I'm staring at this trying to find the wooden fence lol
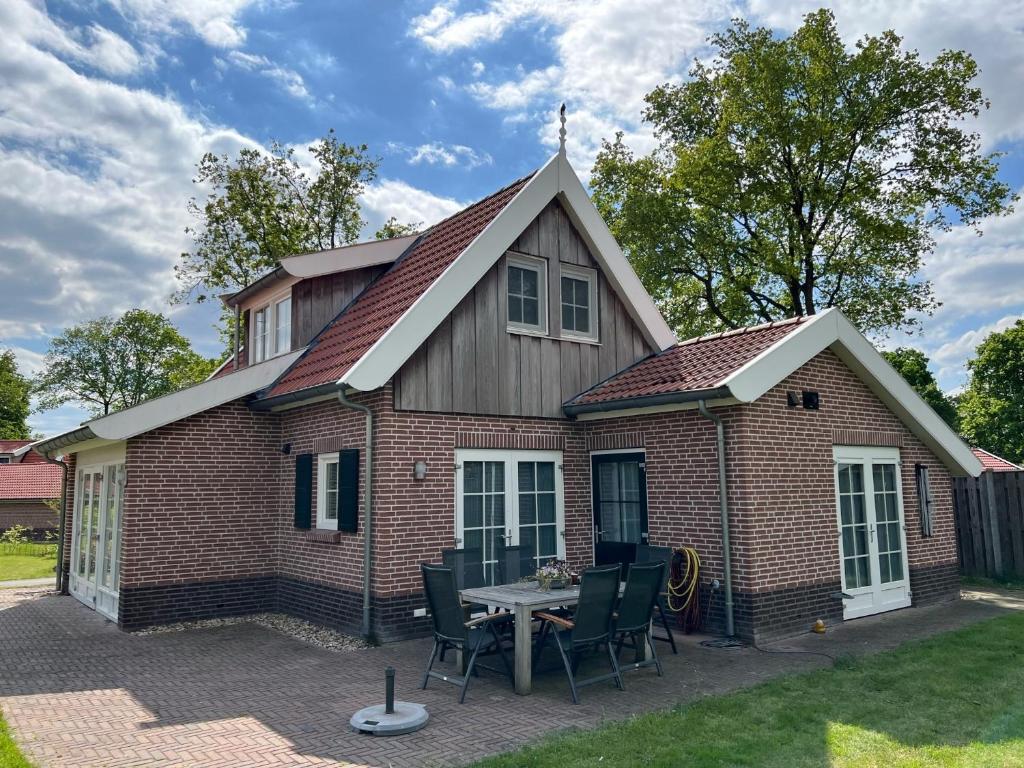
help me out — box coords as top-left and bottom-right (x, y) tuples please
(954, 471), (1024, 579)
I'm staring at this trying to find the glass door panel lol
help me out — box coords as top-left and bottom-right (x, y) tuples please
(873, 463), (904, 584)
(461, 460), (505, 585)
(837, 463), (871, 588)
(517, 460), (558, 570)
(592, 453), (648, 567)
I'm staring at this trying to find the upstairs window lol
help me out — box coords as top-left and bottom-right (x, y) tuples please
(253, 307), (270, 363)
(560, 265), (597, 341)
(251, 290), (292, 363)
(506, 254), (547, 334)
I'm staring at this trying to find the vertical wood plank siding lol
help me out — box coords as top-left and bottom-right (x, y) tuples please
(394, 200), (653, 416)
(289, 265), (388, 350)
(954, 471), (1024, 579)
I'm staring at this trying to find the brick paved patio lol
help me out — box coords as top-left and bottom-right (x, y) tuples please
(0, 587), (1016, 768)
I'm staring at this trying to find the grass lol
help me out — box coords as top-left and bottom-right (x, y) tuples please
(962, 574), (1024, 592)
(472, 612), (1024, 768)
(0, 711), (34, 768)
(0, 543), (57, 582)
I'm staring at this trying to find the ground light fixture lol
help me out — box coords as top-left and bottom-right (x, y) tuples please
(350, 667), (428, 736)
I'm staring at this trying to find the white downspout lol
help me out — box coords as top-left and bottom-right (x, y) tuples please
(337, 388), (373, 639)
(698, 399), (735, 637)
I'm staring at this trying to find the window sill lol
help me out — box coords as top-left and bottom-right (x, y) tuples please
(507, 325), (549, 339)
(560, 333), (601, 346)
(305, 530), (341, 543)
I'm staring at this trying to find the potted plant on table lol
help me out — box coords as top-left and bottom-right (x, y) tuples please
(535, 559), (575, 591)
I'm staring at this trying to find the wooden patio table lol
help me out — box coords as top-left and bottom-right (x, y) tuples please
(460, 580), (637, 695)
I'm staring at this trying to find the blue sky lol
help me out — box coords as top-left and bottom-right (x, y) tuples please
(1, 0), (1022, 437)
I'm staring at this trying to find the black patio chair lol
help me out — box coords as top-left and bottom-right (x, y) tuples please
(531, 563), (624, 704)
(494, 541), (534, 585)
(441, 546), (486, 591)
(635, 545), (679, 654)
(612, 560), (666, 677)
(420, 563), (513, 703)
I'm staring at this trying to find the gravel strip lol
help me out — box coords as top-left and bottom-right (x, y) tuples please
(133, 612), (369, 652)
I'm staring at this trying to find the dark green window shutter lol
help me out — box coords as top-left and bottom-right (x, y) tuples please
(338, 449), (360, 533)
(294, 453), (313, 530)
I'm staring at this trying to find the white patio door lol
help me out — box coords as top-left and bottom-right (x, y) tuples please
(70, 463), (123, 620)
(833, 446), (911, 620)
(455, 449), (565, 585)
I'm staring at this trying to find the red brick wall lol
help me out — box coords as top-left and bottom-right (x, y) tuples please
(120, 401), (281, 589)
(728, 349), (956, 596)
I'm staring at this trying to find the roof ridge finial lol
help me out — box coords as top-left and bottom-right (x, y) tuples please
(558, 103), (567, 156)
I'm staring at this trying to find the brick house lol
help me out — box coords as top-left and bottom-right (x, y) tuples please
(0, 441), (62, 538)
(34, 148), (981, 641)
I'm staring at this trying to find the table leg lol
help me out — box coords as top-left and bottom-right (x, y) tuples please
(514, 604), (532, 695)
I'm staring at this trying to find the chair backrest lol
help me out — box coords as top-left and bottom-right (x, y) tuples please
(570, 564), (621, 645)
(441, 547), (485, 591)
(421, 563), (468, 643)
(617, 560), (666, 633)
(495, 541), (534, 584)
(637, 545), (673, 586)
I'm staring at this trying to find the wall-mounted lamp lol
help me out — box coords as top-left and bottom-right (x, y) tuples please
(413, 461), (428, 481)
(281, 443), (292, 455)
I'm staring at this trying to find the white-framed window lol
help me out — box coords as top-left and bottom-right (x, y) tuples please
(559, 264), (598, 341)
(275, 296), (291, 354)
(455, 449), (564, 584)
(253, 307), (269, 363)
(316, 452), (340, 530)
(250, 290), (292, 363)
(506, 254), (547, 335)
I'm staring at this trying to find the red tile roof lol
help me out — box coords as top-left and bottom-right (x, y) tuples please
(568, 317), (808, 406)
(0, 440), (32, 454)
(0, 463), (63, 500)
(268, 172), (535, 398)
(972, 448), (1022, 472)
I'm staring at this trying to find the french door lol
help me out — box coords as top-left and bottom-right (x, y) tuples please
(70, 464), (123, 620)
(455, 450), (565, 585)
(833, 446), (911, 619)
(591, 451), (648, 568)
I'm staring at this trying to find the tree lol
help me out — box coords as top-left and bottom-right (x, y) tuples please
(881, 347), (958, 429)
(591, 10), (1016, 338)
(958, 319), (1024, 464)
(0, 350), (31, 439)
(374, 216), (421, 240)
(35, 310), (219, 417)
(175, 130), (379, 306)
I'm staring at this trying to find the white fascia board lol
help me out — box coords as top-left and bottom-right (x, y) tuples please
(723, 307), (981, 476)
(828, 313), (983, 477)
(723, 310), (839, 402)
(574, 395), (740, 421)
(282, 235), (417, 278)
(343, 156), (560, 391)
(343, 153), (678, 391)
(85, 350), (303, 441)
(554, 153), (677, 352)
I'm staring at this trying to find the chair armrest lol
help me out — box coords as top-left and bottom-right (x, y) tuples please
(464, 612), (513, 628)
(534, 611), (574, 630)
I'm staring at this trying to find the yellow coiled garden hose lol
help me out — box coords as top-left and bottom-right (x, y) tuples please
(666, 546), (702, 632)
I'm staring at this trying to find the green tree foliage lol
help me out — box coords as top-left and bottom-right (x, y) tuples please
(175, 130), (379, 305)
(374, 216), (421, 240)
(958, 319), (1024, 464)
(34, 310), (219, 416)
(591, 10), (1016, 338)
(881, 347), (958, 429)
(0, 350), (31, 440)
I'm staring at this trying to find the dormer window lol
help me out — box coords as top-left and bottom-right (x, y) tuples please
(507, 254), (547, 335)
(560, 265), (598, 342)
(251, 290), (292, 363)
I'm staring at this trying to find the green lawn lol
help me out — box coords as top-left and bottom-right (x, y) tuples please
(0, 544), (57, 581)
(0, 711), (34, 768)
(473, 612), (1024, 768)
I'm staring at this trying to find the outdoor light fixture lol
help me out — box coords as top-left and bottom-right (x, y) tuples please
(413, 461), (428, 480)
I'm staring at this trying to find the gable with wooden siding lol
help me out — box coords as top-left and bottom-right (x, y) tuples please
(290, 265), (388, 350)
(393, 200), (652, 418)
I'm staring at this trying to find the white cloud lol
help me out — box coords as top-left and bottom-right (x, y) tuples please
(409, 0), (729, 176)
(930, 315), (1022, 390)
(359, 179), (465, 234)
(226, 50), (310, 99)
(389, 141), (493, 169)
(106, 0), (266, 48)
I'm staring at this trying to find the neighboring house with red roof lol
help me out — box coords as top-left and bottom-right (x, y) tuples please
(34, 146), (982, 640)
(0, 441), (62, 536)
(971, 447), (1023, 472)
